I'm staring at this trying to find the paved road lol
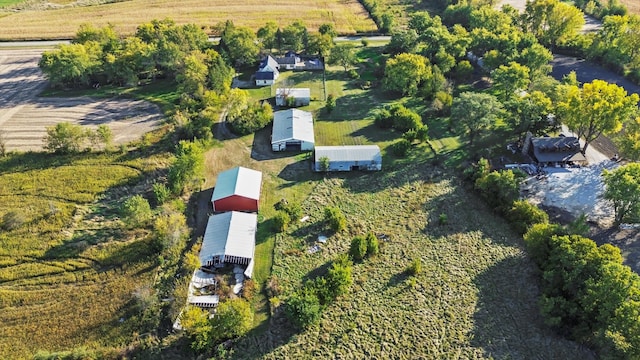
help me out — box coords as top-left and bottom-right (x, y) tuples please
(551, 55), (640, 97)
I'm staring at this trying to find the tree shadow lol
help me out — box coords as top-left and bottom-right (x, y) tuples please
(0, 151), (86, 175)
(277, 158), (317, 182)
(350, 122), (398, 143)
(250, 125), (299, 161)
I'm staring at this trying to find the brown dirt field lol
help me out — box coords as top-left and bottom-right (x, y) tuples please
(0, 48), (163, 152)
(0, 0), (377, 40)
(620, 0), (640, 15)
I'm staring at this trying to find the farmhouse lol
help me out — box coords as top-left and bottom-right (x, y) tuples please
(275, 51), (302, 70)
(211, 166), (262, 212)
(528, 136), (587, 166)
(314, 145), (382, 172)
(255, 55), (279, 86)
(272, 109), (315, 151)
(275, 88), (311, 107)
(200, 211), (257, 278)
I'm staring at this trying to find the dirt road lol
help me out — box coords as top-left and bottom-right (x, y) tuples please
(0, 48), (163, 152)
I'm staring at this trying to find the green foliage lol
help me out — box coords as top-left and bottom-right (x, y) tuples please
(285, 291), (322, 329)
(2, 210), (25, 231)
(406, 258), (422, 276)
(613, 116), (640, 161)
(227, 101), (273, 136)
(280, 21), (308, 52)
(603, 163), (640, 224)
(220, 22), (260, 67)
(491, 62), (531, 101)
(451, 92), (504, 145)
(522, 0), (585, 47)
(211, 299), (254, 341)
(153, 211), (189, 257)
(325, 256), (353, 298)
(273, 211), (291, 233)
(44, 122), (90, 154)
(319, 156), (330, 172)
(392, 139), (411, 157)
(121, 195), (153, 228)
(324, 206), (346, 232)
(383, 53), (432, 96)
(152, 182), (171, 205)
(506, 200), (549, 235)
(325, 94), (336, 114)
(167, 140), (205, 194)
(350, 235), (368, 261)
(39, 42), (102, 88)
(505, 90), (554, 139)
(438, 213), (448, 225)
(374, 104), (423, 132)
(365, 232), (379, 256)
(329, 43), (357, 71)
(33, 347), (108, 360)
(180, 305), (213, 353)
(475, 170), (522, 213)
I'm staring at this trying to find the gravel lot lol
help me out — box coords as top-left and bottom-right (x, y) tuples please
(0, 48), (164, 152)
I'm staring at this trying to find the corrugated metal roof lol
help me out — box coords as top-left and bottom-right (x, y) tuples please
(272, 109), (315, 144)
(315, 145), (382, 163)
(211, 166), (262, 202)
(275, 88), (310, 99)
(200, 211), (257, 264)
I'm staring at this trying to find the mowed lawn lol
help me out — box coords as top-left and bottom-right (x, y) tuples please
(0, 152), (167, 358)
(0, 0), (377, 40)
(232, 162), (595, 359)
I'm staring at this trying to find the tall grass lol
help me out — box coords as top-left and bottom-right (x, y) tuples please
(0, 151), (167, 358)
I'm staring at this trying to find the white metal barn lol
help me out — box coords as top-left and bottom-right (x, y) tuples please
(271, 109), (315, 152)
(275, 88), (311, 107)
(199, 211), (257, 278)
(314, 145), (382, 172)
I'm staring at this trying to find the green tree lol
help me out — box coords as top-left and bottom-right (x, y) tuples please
(285, 291), (321, 329)
(153, 212), (188, 253)
(324, 206), (346, 232)
(491, 62), (531, 101)
(365, 232), (379, 256)
(350, 235), (368, 261)
(211, 299), (253, 341)
(387, 29), (419, 55)
(273, 211), (290, 233)
(383, 53), (431, 97)
(319, 156), (330, 172)
(318, 23), (337, 38)
(557, 80), (639, 153)
(206, 49), (235, 94)
(307, 33), (334, 56)
(603, 163), (640, 225)
(505, 90), (554, 140)
(39, 42), (102, 88)
(451, 92), (504, 145)
(281, 21), (308, 52)
(168, 140), (205, 194)
(475, 170), (522, 213)
(257, 21), (279, 50)
(180, 306), (213, 353)
(227, 101), (273, 135)
(613, 116), (640, 161)
(506, 200), (549, 234)
(177, 51), (208, 95)
(375, 104), (423, 132)
(522, 0), (585, 48)
(121, 195), (153, 228)
(44, 122), (89, 154)
(326, 257), (353, 298)
(325, 94), (336, 114)
(328, 43), (357, 71)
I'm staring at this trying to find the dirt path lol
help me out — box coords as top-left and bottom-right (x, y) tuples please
(0, 48), (164, 152)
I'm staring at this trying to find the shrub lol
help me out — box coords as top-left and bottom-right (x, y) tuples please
(285, 291), (322, 329)
(325, 94), (336, 114)
(227, 101), (273, 135)
(319, 156), (330, 172)
(392, 139), (411, 157)
(324, 206), (346, 232)
(365, 232), (379, 256)
(326, 257), (353, 298)
(2, 211), (25, 231)
(407, 258), (422, 276)
(348, 69), (360, 79)
(350, 235), (368, 261)
(361, 38), (369, 47)
(152, 182), (171, 205)
(242, 279), (258, 301)
(121, 195), (153, 228)
(475, 170), (522, 213)
(506, 200), (549, 235)
(179, 306), (213, 353)
(211, 299), (254, 341)
(44, 122), (90, 154)
(273, 211), (290, 233)
(438, 213), (448, 225)
(266, 275), (282, 298)
(375, 104), (423, 132)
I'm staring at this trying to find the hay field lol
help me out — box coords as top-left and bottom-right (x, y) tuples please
(620, 0), (640, 14)
(0, 0), (377, 40)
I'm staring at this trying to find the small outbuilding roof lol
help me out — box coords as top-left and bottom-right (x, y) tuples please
(255, 71), (276, 80)
(272, 109), (315, 144)
(211, 166), (262, 203)
(200, 211), (257, 265)
(276, 88), (310, 99)
(315, 145), (382, 163)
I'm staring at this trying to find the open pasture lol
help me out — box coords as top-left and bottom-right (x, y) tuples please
(0, 0), (377, 40)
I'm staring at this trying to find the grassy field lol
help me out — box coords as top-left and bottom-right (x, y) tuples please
(0, 151), (171, 358)
(0, 0), (377, 40)
(620, 0), (640, 14)
(229, 159), (595, 359)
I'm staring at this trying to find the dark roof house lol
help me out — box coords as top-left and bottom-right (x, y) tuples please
(530, 136), (587, 165)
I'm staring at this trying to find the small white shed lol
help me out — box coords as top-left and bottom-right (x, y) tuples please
(275, 88), (311, 107)
(271, 109), (315, 152)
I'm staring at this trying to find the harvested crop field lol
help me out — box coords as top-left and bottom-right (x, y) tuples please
(0, 49), (163, 152)
(0, 0), (377, 40)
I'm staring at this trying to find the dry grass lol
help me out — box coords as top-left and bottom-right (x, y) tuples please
(0, 0), (377, 40)
(620, 0), (640, 15)
(0, 152), (167, 358)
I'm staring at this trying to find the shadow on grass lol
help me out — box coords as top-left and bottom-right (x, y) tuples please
(471, 255), (595, 359)
(350, 122), (398, 143)
(250, 125), (300, 162)
(277, 159), (317, 182)
(0, 151), (88, 175)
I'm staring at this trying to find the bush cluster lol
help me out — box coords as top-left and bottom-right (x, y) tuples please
(324, 206), (347, 232)
(350, 232), (379, 261)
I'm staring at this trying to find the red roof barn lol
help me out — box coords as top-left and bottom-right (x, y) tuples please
(211, 166), (262, 212)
